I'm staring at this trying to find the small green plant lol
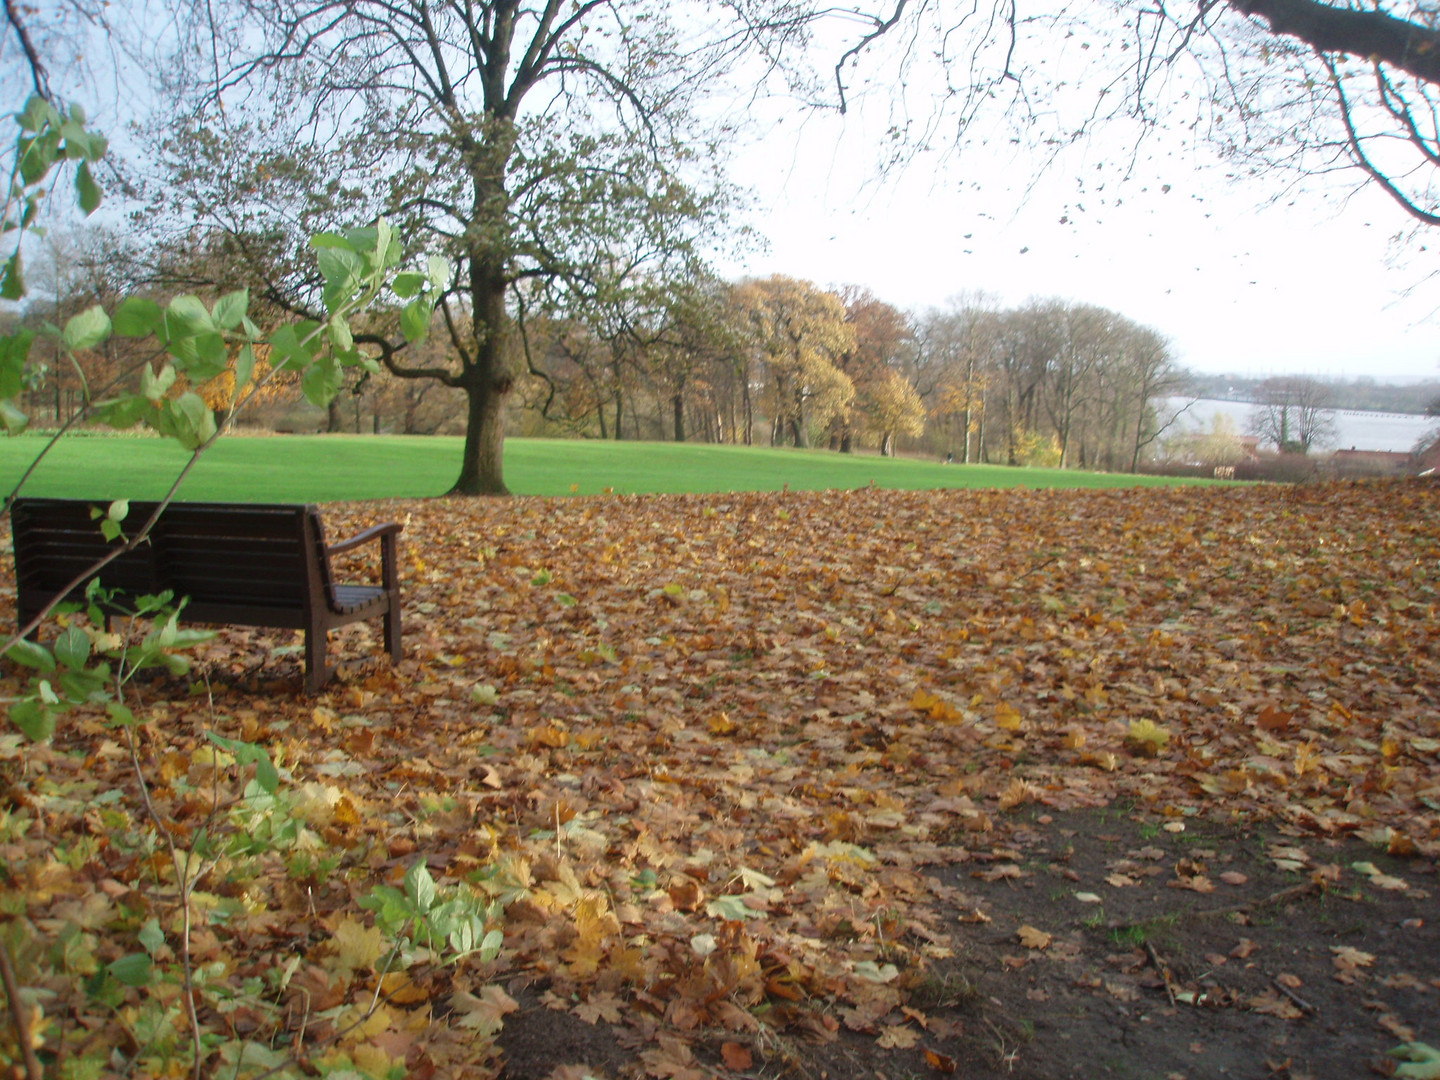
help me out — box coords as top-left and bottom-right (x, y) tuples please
(1109, 924), (1148, 948)
(1389, 1041), (1440, 1079)
(4, 574), (214, 740)
(361, 861), (504, 964)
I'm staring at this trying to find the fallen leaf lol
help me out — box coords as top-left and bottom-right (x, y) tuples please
(721, 1042), (753, 1070)
(1332, 946), (1376, 969)
(877, 1024), (920, 1049)
(924, 1046), (958, 1073)
(1017, 925), (1053, 950)
(1248, 991), (1304, 1020)
(1257, 705), (1294, 732)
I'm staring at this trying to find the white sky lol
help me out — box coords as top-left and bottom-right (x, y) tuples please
(722, 100), (1440, 383)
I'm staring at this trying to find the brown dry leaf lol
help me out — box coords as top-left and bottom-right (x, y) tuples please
(924, 1046), (958, 1073)
(574, 992), (624, 1025)
(720, 1042), (753, 1071)
(1219, 871), (1248, 886)
(877, 1025), (921, 1049)
(1174, 874), (1216, 894)
(451, 986), (519, 1036)
(667, 878), (704, 912)
(998, 778), (1038, 810)
(1231, 939), (1260, 959)
(641, 1035), (704, 1080)
(1248, 991), (1304, 1020)
(1371, 873), (1410, 891)
(1378, 1013), (1417, 1042)
(1331, 946), (1376, 968)
(1276, 973), (1304, 989)
(1017, 925), (1053, 950)
(1257, 705), (1294, 732)
(1106, 873), (1138, 888)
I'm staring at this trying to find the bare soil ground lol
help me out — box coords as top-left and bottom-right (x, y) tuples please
(495, 805), (1438, 1080)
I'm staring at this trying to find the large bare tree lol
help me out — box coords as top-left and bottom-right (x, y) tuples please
(150, 0), (762, 494)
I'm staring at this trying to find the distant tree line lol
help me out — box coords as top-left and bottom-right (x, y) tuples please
(1189, 373), (1440, 415)
(3, 234), (1195, 473)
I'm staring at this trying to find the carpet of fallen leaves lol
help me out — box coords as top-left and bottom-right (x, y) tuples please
(3, 478), (1439, 1080)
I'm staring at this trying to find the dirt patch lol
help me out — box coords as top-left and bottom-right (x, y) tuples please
(497, 806), (1439, 1080)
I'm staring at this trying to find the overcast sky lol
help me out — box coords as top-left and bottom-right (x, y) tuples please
(722, 101), (1440, 384)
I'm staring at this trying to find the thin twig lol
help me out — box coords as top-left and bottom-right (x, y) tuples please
(1108, 879), (1323, 932)
(0, 932), (42, 1080)
(1272, 977), (1318, 1015)
(122, 720), (206, 1078)
(1188, 879), (1322, 920)
(1143, 941), (1177, 1007)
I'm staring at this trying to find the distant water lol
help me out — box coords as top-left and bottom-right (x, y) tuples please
(1164, 398), (1438, 454)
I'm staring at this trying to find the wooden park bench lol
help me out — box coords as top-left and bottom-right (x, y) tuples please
(9, 498), (402, 693)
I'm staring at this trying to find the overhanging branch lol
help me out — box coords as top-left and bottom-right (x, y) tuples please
(1227, 0), (1440, 86)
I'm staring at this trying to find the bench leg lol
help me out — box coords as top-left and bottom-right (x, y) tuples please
(304, 629), (329, 694)
(384, 604), (402, 664)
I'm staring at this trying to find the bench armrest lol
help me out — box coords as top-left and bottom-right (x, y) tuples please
(327, 522), (402, 556)
(327, 522), (402, 589)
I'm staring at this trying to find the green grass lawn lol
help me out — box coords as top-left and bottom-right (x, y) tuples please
(0, 433), (1220, 503)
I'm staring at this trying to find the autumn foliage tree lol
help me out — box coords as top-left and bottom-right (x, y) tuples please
(734, 275), (856, 449)
(831, 288), (918, 454)
(863, 368), (927, 456)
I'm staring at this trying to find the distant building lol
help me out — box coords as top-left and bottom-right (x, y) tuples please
(1330, 448), (1417, 477)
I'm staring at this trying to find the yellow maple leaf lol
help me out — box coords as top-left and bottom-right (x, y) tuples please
(1125, 718), (1170, 757)
(994, 702), (1024, 731)
(330, 917), (386, 974)
(340, 1003), (392, 1044)
(708, 712), (738, 735)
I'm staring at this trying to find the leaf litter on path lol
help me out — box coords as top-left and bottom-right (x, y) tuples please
(1, 479), (1438, 1079)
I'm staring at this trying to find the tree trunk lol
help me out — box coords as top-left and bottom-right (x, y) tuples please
(450, 372), (510, 495)
(791, 386), (809, 448)
(742, 375), (753, 446)
(327, 398), (343, 433)
(672, 378), (686, 441)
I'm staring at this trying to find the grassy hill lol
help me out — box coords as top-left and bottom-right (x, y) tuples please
(0, 434), (1220, 502)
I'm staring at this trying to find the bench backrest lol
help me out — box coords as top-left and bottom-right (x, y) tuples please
(11, 498), (330, 619)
